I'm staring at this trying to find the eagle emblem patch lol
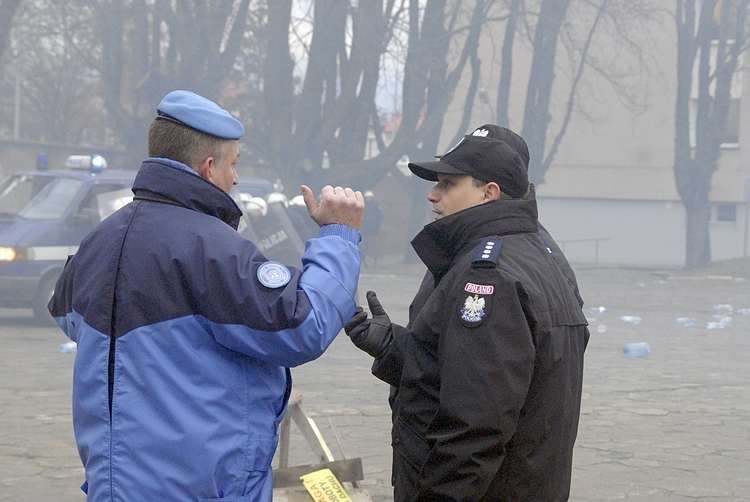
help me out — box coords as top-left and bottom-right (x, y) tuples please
(460, 294), (486, 326)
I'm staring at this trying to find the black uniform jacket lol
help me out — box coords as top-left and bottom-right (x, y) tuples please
(373, 197), (589, 501)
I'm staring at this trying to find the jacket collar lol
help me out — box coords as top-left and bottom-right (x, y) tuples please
(132, 158), (243, 229)
(411, 195), (538, 276)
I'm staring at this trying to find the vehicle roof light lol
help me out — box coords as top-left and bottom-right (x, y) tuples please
(65, 154), (108, 173)
(91, 155), (107, 171)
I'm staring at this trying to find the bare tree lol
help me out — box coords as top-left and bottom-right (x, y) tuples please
(675, 0), (749, 267)
(260, 0), (294, 176)
(95, 0), (253, 163)
(0, 0), (22, 66)
(521, 0), (570, 182)
(489, 0), (658, 183)
(256, 0), (492, 191)
(541, 0), (610, 174)
(259, 0), (401, 185)
(0, 1), (105, 143)
(496, 0), (522, 127)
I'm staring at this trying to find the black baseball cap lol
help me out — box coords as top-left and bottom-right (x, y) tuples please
(408, 135), (529, 198)
(469, 124), (530, 170)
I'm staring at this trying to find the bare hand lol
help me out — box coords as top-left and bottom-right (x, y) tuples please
(300, 185), (365, 229)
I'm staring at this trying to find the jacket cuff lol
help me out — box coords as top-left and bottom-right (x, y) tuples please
(318, 224), (361, 244)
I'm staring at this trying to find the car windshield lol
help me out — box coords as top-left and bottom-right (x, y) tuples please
(0, 174), (52, 217)
(19, 178), (83, 220)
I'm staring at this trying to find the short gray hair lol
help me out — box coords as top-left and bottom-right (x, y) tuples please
(148, 118), (227, 169)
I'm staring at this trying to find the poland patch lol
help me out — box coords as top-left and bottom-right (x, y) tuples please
(464, 282), (494, 295)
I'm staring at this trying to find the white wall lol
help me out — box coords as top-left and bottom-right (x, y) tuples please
(538, 197), (749, 267)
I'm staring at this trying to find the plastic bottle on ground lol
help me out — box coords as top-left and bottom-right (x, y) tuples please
(623, 342), (650, 358)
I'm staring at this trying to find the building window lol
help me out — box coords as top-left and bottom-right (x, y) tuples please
(689, 97), (741, 147)
(715, 203), (737, 222)
(723, 98), (740, 145)
(709, 0), (739, 42)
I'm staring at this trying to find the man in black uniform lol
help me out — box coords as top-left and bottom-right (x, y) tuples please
(345, 133), (589, 501)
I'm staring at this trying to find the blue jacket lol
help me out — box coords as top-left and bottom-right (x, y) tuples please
(48, 158), (361, 501)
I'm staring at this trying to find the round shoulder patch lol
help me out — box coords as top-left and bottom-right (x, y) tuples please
(257, 261), (292, 289)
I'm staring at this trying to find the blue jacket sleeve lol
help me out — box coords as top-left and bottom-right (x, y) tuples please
(210, 224), (361, 366)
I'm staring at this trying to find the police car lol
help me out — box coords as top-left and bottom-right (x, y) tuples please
(0, 155), (137, 322)
(0, 156), (293, 322)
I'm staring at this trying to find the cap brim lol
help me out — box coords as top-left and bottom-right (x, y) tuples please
(408, 160), (466, 181)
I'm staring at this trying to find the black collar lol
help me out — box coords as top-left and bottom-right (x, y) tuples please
(411, 197), (538, 276)
(131, 159), (242, 229)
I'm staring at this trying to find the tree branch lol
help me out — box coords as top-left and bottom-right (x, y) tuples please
(543, 0), (609, 172)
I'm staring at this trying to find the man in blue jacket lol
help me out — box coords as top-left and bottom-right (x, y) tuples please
(48, 90), (364, 501)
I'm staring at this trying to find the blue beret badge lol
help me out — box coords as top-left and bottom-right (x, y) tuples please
(257, 261), (291, 289)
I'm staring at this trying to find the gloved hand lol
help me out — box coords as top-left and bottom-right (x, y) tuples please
(344, 291), (393, 358)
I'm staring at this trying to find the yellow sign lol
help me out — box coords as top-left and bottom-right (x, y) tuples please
(300, 468), (352, 502)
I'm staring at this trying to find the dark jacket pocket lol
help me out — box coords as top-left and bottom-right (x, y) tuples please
(392, 417), (430, 470)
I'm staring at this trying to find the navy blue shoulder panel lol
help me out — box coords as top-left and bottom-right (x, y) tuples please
(51, 202), (140, 336)
(56, 199), (313, 338)
(110, 200), (313, 337)
(471, 236), (503, 268)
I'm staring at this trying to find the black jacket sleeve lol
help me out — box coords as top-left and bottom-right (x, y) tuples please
(416, 272), (536, 500)
(371, 324), (410, 386)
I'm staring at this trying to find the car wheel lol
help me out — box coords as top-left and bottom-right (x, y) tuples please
(32, 276), (57, 325)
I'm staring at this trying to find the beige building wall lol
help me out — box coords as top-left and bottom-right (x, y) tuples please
(439, 4), (749, 264)
(441, 4), (748, 203)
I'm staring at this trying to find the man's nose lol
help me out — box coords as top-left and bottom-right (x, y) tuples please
(427, 189), (438, 203)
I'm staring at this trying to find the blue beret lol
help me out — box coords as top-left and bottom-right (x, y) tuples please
(156, 90), (245, 140)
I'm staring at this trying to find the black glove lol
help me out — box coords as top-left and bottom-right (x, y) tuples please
(344, 291), (393, 358)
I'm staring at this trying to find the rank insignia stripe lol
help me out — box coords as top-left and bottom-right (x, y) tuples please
(471, 237), (503, 267)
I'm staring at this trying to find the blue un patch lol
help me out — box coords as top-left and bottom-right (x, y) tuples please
(257, 261), (291, 289)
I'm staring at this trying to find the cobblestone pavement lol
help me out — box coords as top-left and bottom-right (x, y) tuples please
(1, 266), (748, 501)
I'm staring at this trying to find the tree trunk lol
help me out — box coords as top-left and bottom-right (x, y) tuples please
(496, 0), (521, 127)
(684, 197), (711, 267)
(673, 0), (749, 268)
(262, 0), (294, 177)
(292, 0), (348, 181)
(399, 0), (447, 263)
(0, 0), (22, 66)
(542, 0), (609, 173)
(327, 0), (387, 165)
(521, 0), (569, 183)
(448, 41), (481, 146)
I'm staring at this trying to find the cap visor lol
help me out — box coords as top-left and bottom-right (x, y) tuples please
(408, 160), (466, 181)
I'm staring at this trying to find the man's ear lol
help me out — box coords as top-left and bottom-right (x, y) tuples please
(484, 182), (502, 201)
(196, 156), (214, 182)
